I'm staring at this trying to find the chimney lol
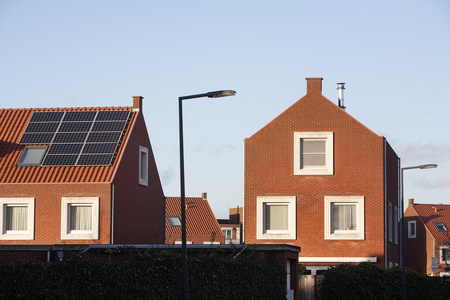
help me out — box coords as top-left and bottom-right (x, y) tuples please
(202, 192), (207, 201)
(337, 83), (346, 110)
(409, 199), (415, 207)
(132, 96), (143, 112)
(306, 77), (323, 95)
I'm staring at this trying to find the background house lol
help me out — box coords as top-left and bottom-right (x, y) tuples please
(0, 96), (165, 245)
(166, 193), (225, 245)
(244, 77), (400, 273)
(405, 199), (450, 275)
(218, 206), (243, 244)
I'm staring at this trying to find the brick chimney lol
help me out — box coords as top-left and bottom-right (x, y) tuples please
(409, 199), (414, 207)
(202, 192), (207, 201)
(306, 77), (323, 95)
(132, 96), (143, 112)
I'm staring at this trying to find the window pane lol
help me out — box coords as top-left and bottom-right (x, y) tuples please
(6, 206), (28, 231)
(301, 140), (326, 167)
(302, 140), (325, 153)
(410, 222), (416, 236)
(302, 154), (326, 166)
(19, 147), (47, 165)
(332, 204), (356, 231)
(265, 204), (288, 231)
(70, 205), (92, 231)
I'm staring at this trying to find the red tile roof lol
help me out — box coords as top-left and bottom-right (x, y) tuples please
(166, 196), (224, 238)
(0, 106), (136, 183)
(412, 203), (450, 240)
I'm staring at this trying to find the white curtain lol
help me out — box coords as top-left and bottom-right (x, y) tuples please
(265, 205), (288, 231)
(301, 139), (326, 167)
(6, 206), (28, 231)
(70, 205), (92, 231)
(333, 204), (356, 231)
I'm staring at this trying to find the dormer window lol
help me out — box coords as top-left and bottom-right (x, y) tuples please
(17, 146), (47, 166)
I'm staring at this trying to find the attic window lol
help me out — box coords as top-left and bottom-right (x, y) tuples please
(17, 147), (47, 166)
(434, 222), (448, 232)
(169, 217), (181, 226)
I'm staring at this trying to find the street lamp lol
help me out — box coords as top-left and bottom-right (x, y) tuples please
(400, 163), (437, 300)
(179, 90), (236, 300)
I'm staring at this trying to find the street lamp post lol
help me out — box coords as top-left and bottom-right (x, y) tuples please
(179, 90), (236, 300)
(400, 164), (437, 300)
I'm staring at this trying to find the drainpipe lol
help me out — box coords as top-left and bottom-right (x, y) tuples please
(111, 183), (115, 244)
(384, 138), (388, 268)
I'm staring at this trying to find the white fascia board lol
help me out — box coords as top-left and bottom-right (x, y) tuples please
(298, 257), (377, 263)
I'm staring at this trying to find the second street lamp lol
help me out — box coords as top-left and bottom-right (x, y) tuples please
(178, 90), (236, 300)
(400, 163), (437, 300)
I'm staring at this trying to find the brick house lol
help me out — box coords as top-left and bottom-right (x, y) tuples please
(0, 96), (165, 245)
(218, 207), (243, 244)
(165, 193), (225, 245)
(405, 199), (450, 275)
(244, 77), (400, 273)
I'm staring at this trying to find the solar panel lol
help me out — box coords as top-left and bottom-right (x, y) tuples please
(47, 143), (84, 155)
(86, 132), (122, 143)
(42, 154), (78, 166)
(63, 111), (97, 122)
(23, 122), (60, 133)
(53, 132), (88, 143)
(59, 122), (92, 132)
(82, 143), (117, 154)
(77, 154), (114, 166)
(96, 111), (130, 121)
(19, 110), (131, 166)
(19, 133), (54, 144)
(91, 121), (127, 132)
(29, 111), (64, 122)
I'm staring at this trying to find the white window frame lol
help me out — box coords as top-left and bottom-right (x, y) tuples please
(408, 220), (416, 238)
(324, 196), (365, 240)
(294, 132), (333, 175)
(61, 197), (99, 240)
(0, 198), (35, 240)
(440, 246), (450, 264)
(138, 145), (149, 186)
(222, 228), (232, 240)
(257, 196), (296, 240)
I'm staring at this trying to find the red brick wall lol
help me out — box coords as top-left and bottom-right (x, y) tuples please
(385, 142), (400, 265)
(112, 111), (165, 244)
(244, 78), (396, 268)
(0, 182), (111, 245)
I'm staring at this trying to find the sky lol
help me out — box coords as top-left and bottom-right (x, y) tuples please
(1, 1), (449, 218)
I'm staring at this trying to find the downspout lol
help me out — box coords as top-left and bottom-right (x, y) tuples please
(397, 156), (401, 266)
(47, 247), (51, 262)
(384, 138), (388, 268)
(111, 183), (115, 245)
(242, 139), (246, 244)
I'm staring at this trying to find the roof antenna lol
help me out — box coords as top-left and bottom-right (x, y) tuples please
(337, 83), (346, 110)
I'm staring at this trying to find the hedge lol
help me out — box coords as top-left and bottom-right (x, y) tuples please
(0, 250), (286, 299)
(319, 262), (445, 300)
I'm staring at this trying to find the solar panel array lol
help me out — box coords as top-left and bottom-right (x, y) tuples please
(19, 110), (131, 166)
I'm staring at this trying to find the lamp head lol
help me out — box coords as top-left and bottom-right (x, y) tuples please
(420, 164), (438, 169)
(207, 90), (236, 98)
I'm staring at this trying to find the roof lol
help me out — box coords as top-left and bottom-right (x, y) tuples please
(165, 196), (224, 238)
(411, 203), (450, 240)
(0, 105), (137, 184)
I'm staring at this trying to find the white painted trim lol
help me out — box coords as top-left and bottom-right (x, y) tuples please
(408, 220), (417, 238)
(138, 145), (149, 186)
(324, 196), (365, 240)
(61, 197), (99, 240)
(257, 196), (296, 240)
(298, 257), (377, 263)
(294, 131), (333, 175)
(0, 198), (35, 240)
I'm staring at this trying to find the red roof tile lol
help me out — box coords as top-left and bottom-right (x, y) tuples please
(0, 106), (136, 183)
(412, 203), (450, 240)
(166, 196), (223, 238)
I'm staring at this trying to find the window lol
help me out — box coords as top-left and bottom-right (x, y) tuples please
(61, 197), (99, 240)
(294, 132), (333, 175)
(17, 146), (47, 166)
(394, 206), (398, 244)
(257, 196), (296, 240)
(324, 196), (365, 240)
(408, 220), (416, 238)
(441, 246), (450, 264)
(388, 202), (393, 243)
(434, 222), (448, 232)
(139, 145), (148, 186)
(0, 198), (35, 240)
(168, 217), (181, 226)
(222, 229), (232, 239)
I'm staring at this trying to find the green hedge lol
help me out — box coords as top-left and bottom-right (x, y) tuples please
(0, 250), (286, 299)
(319, 262), (445, 300)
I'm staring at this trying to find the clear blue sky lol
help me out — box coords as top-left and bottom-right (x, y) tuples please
(1, 1), (449, 218)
